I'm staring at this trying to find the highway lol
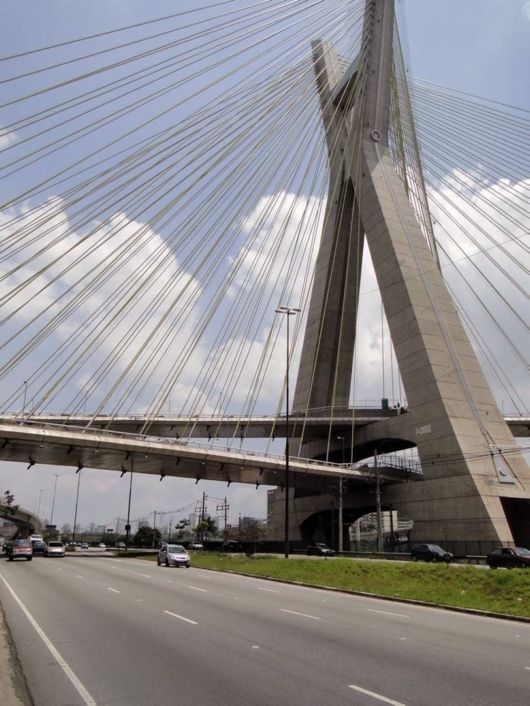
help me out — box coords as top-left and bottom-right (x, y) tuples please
(0, 556), (528, 706)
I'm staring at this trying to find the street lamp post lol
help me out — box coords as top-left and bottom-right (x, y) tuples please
(36, 488), (44, 518)
(336, 436), (346, 553)
(49, 474), (60, 527)
(275, 305), (300, 559)
(125, 460), (134, 550)
(72, 468), (82, 544)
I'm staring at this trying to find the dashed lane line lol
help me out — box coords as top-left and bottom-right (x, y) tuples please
(163, 610), (198, 625)
(348, 684), (406, 705)
(107, 587), (120, 594)
(367, 608), (410, 618)
(258, 587), (279, 593)
(188, 586), (208, 592)
(0, 574), (98, 706)
(280, 609), (320, 621)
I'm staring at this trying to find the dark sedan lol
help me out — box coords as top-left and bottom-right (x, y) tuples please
(410, 543), (453, 563)
(486, 547), (530, 569)
(31, 540), (47, 556)
(306, 543), (335, 557)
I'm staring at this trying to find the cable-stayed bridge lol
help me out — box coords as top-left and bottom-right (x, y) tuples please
(0, 1), (528, 551)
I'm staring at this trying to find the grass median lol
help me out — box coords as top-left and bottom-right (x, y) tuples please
(173, 553), (530, 618)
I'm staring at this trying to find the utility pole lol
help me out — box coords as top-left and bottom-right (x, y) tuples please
(216, 498), (229, 533)
(152, 509), (157, 548)
(374, 450), (383, 552)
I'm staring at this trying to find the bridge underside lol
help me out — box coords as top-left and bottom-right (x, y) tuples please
(0, 421), (416, 496)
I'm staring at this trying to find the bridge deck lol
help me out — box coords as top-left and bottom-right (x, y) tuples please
(0, 420), (420, 492)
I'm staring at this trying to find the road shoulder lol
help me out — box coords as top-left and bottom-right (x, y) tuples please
(0, 602), (32, 706)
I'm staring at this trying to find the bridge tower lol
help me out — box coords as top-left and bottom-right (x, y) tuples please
(291, 0), (530, 552)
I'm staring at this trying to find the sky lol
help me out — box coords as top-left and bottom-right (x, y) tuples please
(0, 0), (528, 533)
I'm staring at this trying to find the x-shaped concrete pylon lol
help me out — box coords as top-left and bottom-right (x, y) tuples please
(294, 0), (529, 549)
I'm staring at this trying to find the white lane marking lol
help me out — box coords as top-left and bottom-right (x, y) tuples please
(163, 610), (197, 625)
(107, 587), (120, 594)
(252, 645), (260, 649)
(367, 608), (409, 618)
(0, 575), (98, 706)
(348, 684), (406, 705)
(258, 587), (279, 593)
(139, 573), (151, 578)
(525, 667), (530, 671)
(280, 609), (320, 621)
(188, 586), (207, 592)
(76, 575), (84, 579)
(400, 637), (407, 641)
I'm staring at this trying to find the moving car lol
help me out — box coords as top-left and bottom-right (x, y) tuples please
(306, 543), (335, 557)
(157, 544), (191, 568)
(486, 546), (530, 569)
(410, 544), (453, 563)
(7, 539), (33, 561)
(46, 541), (66, 557)
(31, 540), (48, 556)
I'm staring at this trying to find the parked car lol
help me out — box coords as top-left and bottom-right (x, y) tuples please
(222, 540), (241, 552)
(31, 540), (47, 556)
(410, 544), (453, 563)
(46, 541), (66, 557)
(7, 539), (33, 561)
(98, 543), (107, 549)
(80, 542), (89, 549)
(486, 546), (530, 569)
(306, 543), (335, 557)
(188, 543), (204, 551)
(157, 544), (191, 568)
(116, 542), (126, 549)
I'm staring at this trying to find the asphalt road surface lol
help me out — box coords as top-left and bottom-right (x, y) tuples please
(0, 555), (528, 706)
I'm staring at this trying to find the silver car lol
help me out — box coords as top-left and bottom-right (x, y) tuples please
(157, 544), (191, 568)
(46, 541), (66, 557)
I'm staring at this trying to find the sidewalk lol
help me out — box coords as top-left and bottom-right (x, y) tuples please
(0, 603), (32, 706)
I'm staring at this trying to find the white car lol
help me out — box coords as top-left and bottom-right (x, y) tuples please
(46, 541), (66, 557)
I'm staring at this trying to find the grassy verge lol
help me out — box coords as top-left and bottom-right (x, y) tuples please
(167, 553), (530, 618)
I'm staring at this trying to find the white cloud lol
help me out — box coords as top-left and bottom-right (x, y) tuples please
(522, 1), (530, 22)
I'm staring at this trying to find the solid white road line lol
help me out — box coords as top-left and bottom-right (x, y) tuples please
(348, 683), (406, 705)
(188, 586), (207, 592)
(163, 610), (198, 625)
(0, 574), (98, 706)
(367, 608), (410, 618)
(107, 587), (120, 594)
(280, 609), (320, 620)
(258, 587), (279, 593)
